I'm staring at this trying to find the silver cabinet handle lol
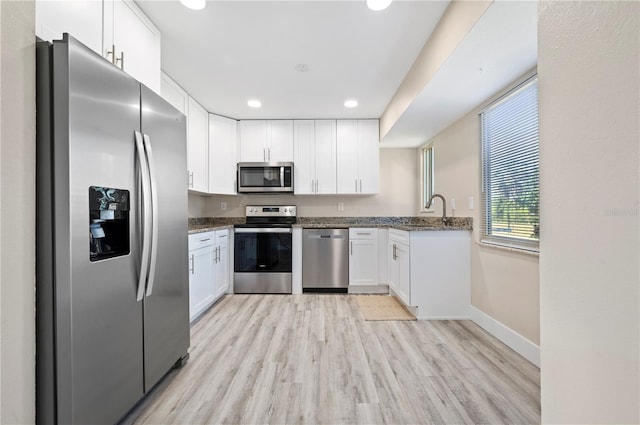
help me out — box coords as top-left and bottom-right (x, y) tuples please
(393, 244), (397, 260)
(360, 179), (362, 192)
(268, 148), (271, 161)
(355, 179), (358, 192)
(263, 148), (266, 161)
(188, 171), (193, 188)
(311, 179), (314, 193)
(142, 133), (159, 297)
(199, 237), (211, 242)
(107, 45), (124, 70)
(350, 241), (353, 255)
(189, 254), (195, 274)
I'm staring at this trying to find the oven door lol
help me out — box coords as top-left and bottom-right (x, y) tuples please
(234, 228), (292, 293)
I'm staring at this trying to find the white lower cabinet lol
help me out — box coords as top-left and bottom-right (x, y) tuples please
(188, 229), (230, 322)
(349, 228), (379, 286)
(388, 229), (470, 320)
(213, 230), (230, 299)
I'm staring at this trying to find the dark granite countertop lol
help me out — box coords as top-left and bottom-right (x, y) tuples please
(293, 216), (472, 231)
(188, 216), (472, 233)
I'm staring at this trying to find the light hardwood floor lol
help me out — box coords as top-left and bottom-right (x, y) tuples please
(126, 295), (540, 425)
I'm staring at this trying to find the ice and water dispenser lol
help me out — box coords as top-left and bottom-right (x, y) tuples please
(89, 186), (130, 261)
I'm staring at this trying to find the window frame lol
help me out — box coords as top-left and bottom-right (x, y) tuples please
(420, 144), (435, 213)
(480, 75), (539, 253)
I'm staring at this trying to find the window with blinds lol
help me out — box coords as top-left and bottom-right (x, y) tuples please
(481, 76), (539, 252)
(421, 145), (434, 211)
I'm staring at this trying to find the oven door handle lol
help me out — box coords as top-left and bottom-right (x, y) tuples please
(234, 227), (293, 234)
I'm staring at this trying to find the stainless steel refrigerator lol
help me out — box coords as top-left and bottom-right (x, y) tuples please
(36, 34), (190, 424)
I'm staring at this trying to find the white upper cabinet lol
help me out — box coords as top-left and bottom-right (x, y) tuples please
(294, 120), (315, 194)
(36, 0), (161, 93)
(187, 97), (209, 193)
(104, 0), (161, 93)
(161, 72), (188, 115)
(294, 120), (336, 195)
(239, 120), (268, 162)
(336, 120), (380, 194)
(36, 1), (103, 54)
(209, 114), (238, 195)
(268, 120), (294, 162)
(239, 120), (293, 162)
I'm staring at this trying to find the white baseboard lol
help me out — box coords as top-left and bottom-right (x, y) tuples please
(470, 306), (540, 367)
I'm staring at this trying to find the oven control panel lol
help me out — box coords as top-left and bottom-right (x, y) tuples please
(245, 205), (297, 218)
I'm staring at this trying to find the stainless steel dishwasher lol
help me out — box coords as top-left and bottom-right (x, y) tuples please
(302, 228), (349, 292)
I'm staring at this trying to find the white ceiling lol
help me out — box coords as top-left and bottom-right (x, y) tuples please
(136, 0), (449, 120)
(136, 0), (538, 147)
(380, 0), (538, 147)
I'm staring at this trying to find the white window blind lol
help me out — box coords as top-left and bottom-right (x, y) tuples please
(481, 76), (539, 251)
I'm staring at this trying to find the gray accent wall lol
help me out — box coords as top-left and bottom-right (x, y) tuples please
(0, 0), (36, 423)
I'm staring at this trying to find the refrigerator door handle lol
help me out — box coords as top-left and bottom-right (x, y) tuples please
(142, 133), (159, 297)
(135, 131), (151, 302)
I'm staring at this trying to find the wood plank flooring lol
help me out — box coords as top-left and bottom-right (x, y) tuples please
(126, 295), (540, 425)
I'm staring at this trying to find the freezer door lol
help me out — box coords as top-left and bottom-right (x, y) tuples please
(140, 85), (190, 391)
(51, 35), (144, 424)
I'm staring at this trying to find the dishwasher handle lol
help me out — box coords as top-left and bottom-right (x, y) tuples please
(307, 234), (345, 239)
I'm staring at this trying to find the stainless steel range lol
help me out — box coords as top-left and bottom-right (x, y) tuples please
(234, 205), (296, 294)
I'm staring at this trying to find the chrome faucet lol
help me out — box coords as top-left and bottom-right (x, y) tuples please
(426, 193), (449, 225)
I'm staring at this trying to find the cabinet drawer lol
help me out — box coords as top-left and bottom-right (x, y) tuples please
(189, 232), (215, 250)
(215, 229), (229, 243)
(349, 228), (378, 240)
(388, 229), (410, 245)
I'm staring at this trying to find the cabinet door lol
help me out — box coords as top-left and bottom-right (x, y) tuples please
(239, 120), (268, 162)
(161, 72), (188, 115)
(358, 120), (380, 194)
(209, 114), (238, 195)
(214, 230), (230, 299)
(349, 239), (378, 286)
(36, 0), (103, 55)
(388, 240), (410, 305)
(314, 120), (337, 194)
(395, 243), (411, 306)
(187, 97), (209, 192)
(336, 120), (359, 194)
(104, 0), (161, 93)
(294, 120), (315, 194)
(268, 120), (294, 162)
(189, 245), (215, 322)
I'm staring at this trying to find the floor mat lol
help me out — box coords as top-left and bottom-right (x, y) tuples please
(355, 295), (416, 321)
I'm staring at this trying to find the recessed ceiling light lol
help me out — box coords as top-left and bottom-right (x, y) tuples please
(294, 64), (309, 73)
(366, 0), (392, 11)
(248, 99), (262, 108)
(179, 0), (206, 10)
(344, 99), (358, 108)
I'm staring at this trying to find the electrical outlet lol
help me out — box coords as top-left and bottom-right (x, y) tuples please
(451, 198), (456, 211)
(221, 201), (227, 211)
(337, 202), (344, 211)
(468, 196), (475, 210)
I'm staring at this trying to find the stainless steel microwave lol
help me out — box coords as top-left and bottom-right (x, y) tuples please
(237, 162), (294, 193)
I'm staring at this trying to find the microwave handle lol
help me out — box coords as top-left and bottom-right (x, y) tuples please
(280, 166), (285, 187)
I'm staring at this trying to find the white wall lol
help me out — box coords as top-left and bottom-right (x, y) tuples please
(191, 148), (420, 218)
(0, 1), (36, 423)
(539, 1), (639, 423)
(425, 70), (541, 347)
